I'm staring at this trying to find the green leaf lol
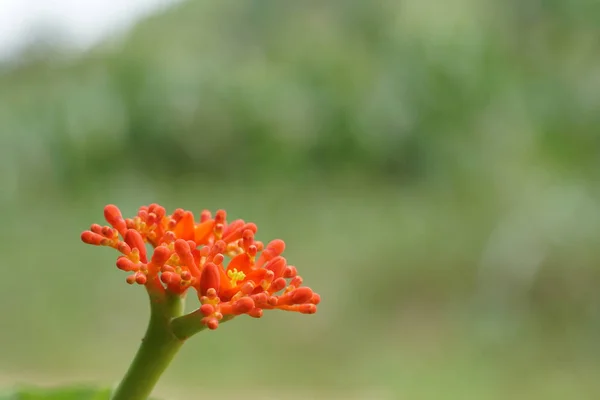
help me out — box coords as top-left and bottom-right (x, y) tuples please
(0, 385), (111, 400)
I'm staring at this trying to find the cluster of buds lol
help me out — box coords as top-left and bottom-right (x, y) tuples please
(81, 204), (320, 329)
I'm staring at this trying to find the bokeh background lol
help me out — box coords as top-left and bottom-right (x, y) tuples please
(2, 1), (600, 399)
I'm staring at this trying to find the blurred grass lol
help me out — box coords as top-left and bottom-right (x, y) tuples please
(1, 0), (600, 398)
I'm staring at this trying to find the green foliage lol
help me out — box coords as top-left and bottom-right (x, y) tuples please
(1, 0), (600, 190)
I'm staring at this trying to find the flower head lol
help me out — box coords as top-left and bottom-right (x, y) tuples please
(81, 204), (320, 329)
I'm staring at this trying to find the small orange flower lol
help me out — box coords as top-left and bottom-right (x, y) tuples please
(81, 204), (320, 329)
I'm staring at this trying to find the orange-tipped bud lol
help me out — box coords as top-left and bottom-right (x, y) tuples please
(265, 256), (287, 278)
(151, 246), (171, 266)
(125, 229), (147, 262)
(267, 239), (285, 254)
(240, 281), (255, 295)
(117, 242), (132, 255)
(104, 205), (127, 236)
(101, 226), (115, 238)
(206, 318), (219, 330)
(248, 245), (258, 258)
(248, 308), (263, 318)
(171, 208), (185, 221)
(269, 277), (287, 293)
(199, 262), (220, 296)
(284, 266), (298, 279)
(298, 304), (317, 314)
(289, 276), (303, 289)
(81, 231), (105, 245)
(145, 212), (156, 227)
(162, 231), (176, 244)
(135, 272), (147, 285)
(212, 253), (224, 265)
(215, 209), (226, 224)
(174, 239), (197, 274)
(221, 219), (245, 242)
(116, 256), (136, 271)
(149, 203), (166, 219)
(174, 238), (189, 255)
(291, 287), (314, 304)
(263, 270), (275, 282)
(160, 271), (176, 285)
(233, 297), (255, 314)
(244, 223), (258, 234)
(242, 229), (254, 248)
(256, 239), (285, 267)
(200, 210), (212, 222)
(283, 265), (298, 278)
(251, 292), (268, 304)
(138, 206), (149, 218)
(311, 293), (321, 305)
(200, 303), (215, 316)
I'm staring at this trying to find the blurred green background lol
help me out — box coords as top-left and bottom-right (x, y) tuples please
(2, 0), (600, 399)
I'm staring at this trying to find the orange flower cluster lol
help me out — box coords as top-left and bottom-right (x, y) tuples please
(81, 204), (320, 329)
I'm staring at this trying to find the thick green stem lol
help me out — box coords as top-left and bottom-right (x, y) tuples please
(110, 291), (185, 400)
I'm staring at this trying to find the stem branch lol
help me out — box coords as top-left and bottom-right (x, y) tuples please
(171, 311), (234, 340)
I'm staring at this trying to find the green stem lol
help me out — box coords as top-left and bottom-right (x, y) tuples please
(170, 309), (207, 340)
(110, 291), (185, 400)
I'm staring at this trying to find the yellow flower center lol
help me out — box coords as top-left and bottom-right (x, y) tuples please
(227, 268), (246, 286)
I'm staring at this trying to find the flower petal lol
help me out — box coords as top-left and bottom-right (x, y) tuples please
(194, 219), (215, 244)
(172, 211), (195, 241)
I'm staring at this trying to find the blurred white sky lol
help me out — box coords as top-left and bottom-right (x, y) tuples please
(0, 0), (179, 60)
